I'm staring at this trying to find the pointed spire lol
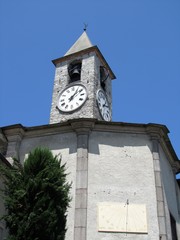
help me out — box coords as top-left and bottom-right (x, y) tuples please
(64, 31), (93, 56)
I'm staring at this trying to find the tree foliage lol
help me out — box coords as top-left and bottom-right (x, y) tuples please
(0, 148), (71, 240)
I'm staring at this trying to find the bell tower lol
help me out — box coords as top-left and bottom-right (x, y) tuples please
(49, 31), (116, 124)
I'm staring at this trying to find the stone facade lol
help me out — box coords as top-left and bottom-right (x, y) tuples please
(49, 47), (114, 124)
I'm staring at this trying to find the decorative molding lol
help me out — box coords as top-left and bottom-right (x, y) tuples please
(1, 120), (179, 171)
(70, 119), (95, 135)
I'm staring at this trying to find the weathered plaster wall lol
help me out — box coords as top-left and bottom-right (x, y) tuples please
(159, 145), (180, 239)
(88, 131), (159, 240)
(19, 132), (77, 240)
(159, 146), (179, 220)
(2, 121), (179, 240)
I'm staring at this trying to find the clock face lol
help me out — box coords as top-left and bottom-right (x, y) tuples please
(96, 89), (111, 121)
(58, 84), (87, 112)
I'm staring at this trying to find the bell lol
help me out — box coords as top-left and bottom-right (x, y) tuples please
(71, 67), (80, 77)
(69, 64), (81, 81)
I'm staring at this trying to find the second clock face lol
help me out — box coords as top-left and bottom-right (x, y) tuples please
(96, 89), (111, 121)
(58, 84), (88, 112)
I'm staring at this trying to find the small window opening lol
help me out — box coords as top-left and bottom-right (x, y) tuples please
(68, 61), (82, 83)
(100, 66), (109, 91)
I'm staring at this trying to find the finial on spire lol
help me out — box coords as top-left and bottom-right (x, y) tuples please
(83, 23), (88, 31)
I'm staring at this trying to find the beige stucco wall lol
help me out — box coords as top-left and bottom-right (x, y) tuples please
(87, 131), (159, 240)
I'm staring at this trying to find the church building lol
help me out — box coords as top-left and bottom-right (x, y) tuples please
(0, 31), (180, 240)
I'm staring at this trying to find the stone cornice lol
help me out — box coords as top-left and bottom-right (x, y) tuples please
(70, 119), (95, 135)
(2, 124), (25, 142)
(0, 129), (7, 146)
(1, 119), (179, 172)
(2, 122), (72, 139)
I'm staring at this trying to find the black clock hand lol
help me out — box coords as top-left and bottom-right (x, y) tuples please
(72, 89), (81, 99)
(69, 88), (79, 102)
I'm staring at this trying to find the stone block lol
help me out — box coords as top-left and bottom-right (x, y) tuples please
(157, 201), (165, 217)
(153, 152), (159, 160)
(159, 217), (166, 235)
(76, 170), (88, 189)
(74, 227), (86, 240)
(156, 187), (164, 201)
(75, 189), (87, 209)
(74, 208), (87, 227)
(77, 135), (88, 148)
(155, 171), (162, 187)
(159, 235), (167, 240)
(76, 153), (88, 171)
(154, 159), (161, 171)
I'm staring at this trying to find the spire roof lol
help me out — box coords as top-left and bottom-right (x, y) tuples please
(64, 31), (93, 56)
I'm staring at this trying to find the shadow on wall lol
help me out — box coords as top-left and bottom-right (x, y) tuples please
(19, 130), (152, 161)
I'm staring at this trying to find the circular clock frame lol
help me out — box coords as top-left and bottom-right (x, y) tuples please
(58, 84), (88, 113)
(96, 89), (111, 121)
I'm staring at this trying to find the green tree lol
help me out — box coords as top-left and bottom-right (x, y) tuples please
(0, 148), (71, 240)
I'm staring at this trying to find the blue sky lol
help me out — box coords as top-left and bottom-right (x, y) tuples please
(0, 0), (180, 160)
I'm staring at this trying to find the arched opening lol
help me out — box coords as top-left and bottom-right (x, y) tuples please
(68, 60), (82, 83)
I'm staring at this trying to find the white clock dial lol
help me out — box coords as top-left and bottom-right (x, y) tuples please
(58, 84), (87, 112)
(96, 89), (111, 121)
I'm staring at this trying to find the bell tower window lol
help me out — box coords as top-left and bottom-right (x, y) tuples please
(68, 60), (82, 83)
(100, 66), (109, 91)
